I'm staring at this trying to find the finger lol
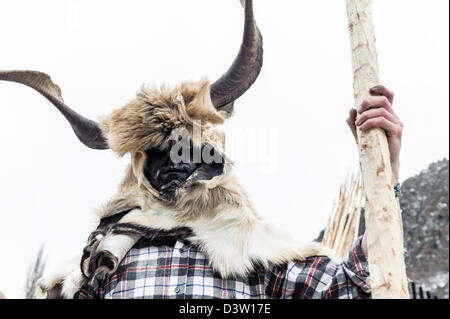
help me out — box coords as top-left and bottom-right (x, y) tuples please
(370, 84), (395, 105)
(346, 108), (358, 140)
(356, 107), (401, 127)
(358, 116), (402, 137)
(359, 95), (396, 118)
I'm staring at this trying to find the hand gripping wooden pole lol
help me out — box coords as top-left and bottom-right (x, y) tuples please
(346, 0), (409, 298)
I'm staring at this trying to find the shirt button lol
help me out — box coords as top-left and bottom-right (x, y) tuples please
(230, 294), (236, 299)
(174, 287), (181, 294)
(179, 248), (185, 254)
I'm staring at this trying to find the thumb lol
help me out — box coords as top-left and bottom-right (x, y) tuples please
(346, 108), (358, 141)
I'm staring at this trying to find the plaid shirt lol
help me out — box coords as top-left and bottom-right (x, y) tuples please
(75, 236), (371, 299)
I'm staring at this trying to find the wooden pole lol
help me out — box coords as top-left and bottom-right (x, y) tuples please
(346, 0), (409, 298)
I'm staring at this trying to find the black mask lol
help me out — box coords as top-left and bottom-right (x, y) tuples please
(144, 144), (224, 196)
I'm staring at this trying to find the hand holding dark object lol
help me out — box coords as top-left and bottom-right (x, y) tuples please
(346, 85), (403, 185)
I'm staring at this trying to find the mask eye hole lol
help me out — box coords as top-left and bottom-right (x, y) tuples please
(145, 148), (167, 162)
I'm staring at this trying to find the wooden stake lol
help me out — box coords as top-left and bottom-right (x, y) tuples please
(322, 171), (363, 258)
(346, 0), (409, 299)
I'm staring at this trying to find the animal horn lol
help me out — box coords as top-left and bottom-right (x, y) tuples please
(0, 70), (109, 150)
(210, 0), (263, 111)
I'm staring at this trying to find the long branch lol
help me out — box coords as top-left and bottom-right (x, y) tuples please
(346, 0), (409, 299)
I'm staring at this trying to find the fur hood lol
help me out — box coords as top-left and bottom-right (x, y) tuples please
(36, 79), (333, 299)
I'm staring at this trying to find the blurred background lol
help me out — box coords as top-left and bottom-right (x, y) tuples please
(0, 0), (448, 298)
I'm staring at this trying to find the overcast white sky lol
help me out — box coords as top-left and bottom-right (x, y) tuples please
(0, 0), (448, 298)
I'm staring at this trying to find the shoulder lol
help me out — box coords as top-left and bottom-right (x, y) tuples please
(285, 255), (342, 282)
(266, 256), (344, 299)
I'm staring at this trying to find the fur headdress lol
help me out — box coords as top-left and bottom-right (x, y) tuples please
(0, 0), (332, 299)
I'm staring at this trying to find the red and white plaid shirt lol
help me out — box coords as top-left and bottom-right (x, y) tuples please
(75, 236), (370, 299)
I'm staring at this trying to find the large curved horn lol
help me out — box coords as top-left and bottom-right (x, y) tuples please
(210, 0), (263, 111)
(0, 70), (109, 150)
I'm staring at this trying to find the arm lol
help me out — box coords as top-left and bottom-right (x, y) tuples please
(346, 85), (404, 256)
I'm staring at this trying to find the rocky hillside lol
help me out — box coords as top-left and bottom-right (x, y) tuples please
(400, 159), (449, 299)
(316, 158), (449, 298)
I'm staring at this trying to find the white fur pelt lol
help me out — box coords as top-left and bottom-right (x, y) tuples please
(35, 256), (84, 299)
(36, 196), (333, 299)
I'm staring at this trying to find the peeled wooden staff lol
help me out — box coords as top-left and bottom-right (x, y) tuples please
(346, 0), (409, 298)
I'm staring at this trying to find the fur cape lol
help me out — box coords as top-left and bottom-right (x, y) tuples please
(36, 80), (333, 299)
